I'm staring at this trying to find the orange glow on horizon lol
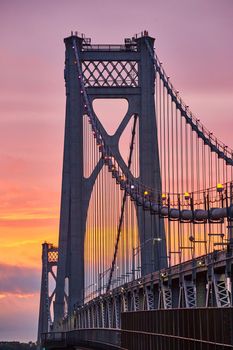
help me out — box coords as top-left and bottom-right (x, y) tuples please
(0, 292), (36, 300)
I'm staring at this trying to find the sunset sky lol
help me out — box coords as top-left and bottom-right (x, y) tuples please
(0, 0), (233, 342)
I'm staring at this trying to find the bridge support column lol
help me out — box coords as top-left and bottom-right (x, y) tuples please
(136, 36), (167, 275)
(53, 36), (86, 323)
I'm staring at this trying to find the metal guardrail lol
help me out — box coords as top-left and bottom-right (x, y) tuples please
(121, 329), (233, 350)
(41, 329), (126, 349)
(41, 331), (66, 341)
(121, 308), (233, 349)
(83, 44), (137, 52)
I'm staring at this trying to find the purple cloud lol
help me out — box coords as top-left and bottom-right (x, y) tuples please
(0, 264), (40, 294)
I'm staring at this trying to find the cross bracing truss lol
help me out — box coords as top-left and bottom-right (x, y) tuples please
(160, 284), (172, 309)
(82, 60), (138, 87)
(213, 273), (231, 307)
(183, 279), (196, 308)
(144, 286), (155, 310)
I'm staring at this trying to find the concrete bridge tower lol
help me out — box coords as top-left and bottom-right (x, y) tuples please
(53, 32), (167, 323)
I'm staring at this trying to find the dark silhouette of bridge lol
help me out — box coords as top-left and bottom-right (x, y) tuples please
(38, 31), (233, 350)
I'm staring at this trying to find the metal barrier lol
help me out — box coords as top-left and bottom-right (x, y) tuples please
(121, 308), (233, 349)
(42, 329), (126, 350)
(41, 331), (66, 348)
(121, 329), (233, 350)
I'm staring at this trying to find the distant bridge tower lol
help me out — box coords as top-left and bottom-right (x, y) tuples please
(37, 243), (58, 345)
(53, 32), (167, 323)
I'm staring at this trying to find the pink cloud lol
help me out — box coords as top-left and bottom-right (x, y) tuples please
(0, 292), (39, 342)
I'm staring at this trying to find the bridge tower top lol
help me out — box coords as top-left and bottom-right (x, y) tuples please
(64, 30), (154, 51)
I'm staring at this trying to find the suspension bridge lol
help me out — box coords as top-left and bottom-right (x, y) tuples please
(38, 31), (233, 349)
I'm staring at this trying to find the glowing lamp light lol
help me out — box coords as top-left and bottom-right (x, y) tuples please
(197, 259), (205, 267)
(160, 272), (168, 279)
(162, 193), (166, 201)
(144, 190), (149, 196)
(131, 185), (135, 189)
(184, 192), (190, 200)
(153, 237), (162, 242)
(217, 183), (223, 193)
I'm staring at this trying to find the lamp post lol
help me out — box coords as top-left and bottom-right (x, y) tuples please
(84, 282), (97, 303)
(132, 237), (162, 279)
(98, 267), (111, 295)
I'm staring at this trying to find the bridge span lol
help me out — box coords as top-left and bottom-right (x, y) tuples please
(38, 31), (233, 349)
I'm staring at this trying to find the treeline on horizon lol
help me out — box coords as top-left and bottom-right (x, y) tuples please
(0, 342), (36, 350)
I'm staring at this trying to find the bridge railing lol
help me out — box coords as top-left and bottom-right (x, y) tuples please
(41, 331), (66, 348)
(42, 329), (126, 350)
(121, 330), (233, 350)
(121, 308), (233, 345)
(42, 314), (233, 350)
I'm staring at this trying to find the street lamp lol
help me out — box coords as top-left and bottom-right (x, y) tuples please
(98, 267), (111, 295)
(132, 236), (163, 279)
(84, 282), (98, 303)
